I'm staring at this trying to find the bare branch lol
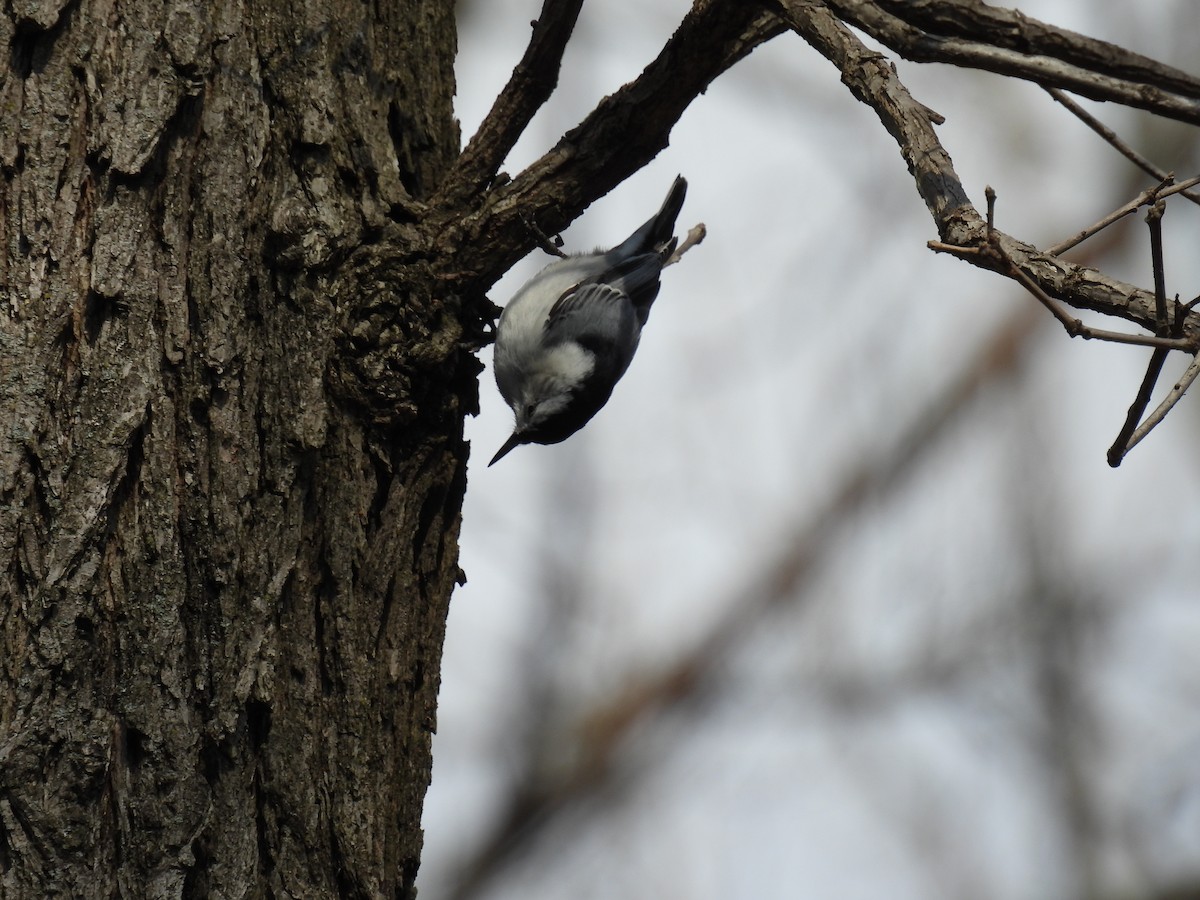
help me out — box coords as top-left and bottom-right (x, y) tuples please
(931, 202), (1196, 354)
(1107, 203), (1183, 467)
(453, 1), (784, 288)
(774, 0), (969, 231)
(1108, 347), (1169, 466)
(875, 0), (1200, 100)
(775, 0), (1200, 345)
(928, 241), (1194, 351)
(442, 0), (585, 205)
(664, 223), (707, 267)
(826, 0), (1200, 125)
(1149, 202), (1169, 334)
(1119, 352), (1200, 458)
(1045, 88), (1200, 206)
(1045, 175), (1200, 256)
(931, 241), (1195, 355)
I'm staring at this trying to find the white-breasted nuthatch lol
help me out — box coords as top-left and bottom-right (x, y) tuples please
(489, 176), (688, 466)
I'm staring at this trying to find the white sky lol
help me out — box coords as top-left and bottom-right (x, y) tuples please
(422, 2), (1200, 898)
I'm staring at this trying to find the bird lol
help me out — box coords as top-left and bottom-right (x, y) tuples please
(488, 176), (688, 466)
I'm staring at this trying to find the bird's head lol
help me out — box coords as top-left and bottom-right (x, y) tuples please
(489, 378), (582, 466)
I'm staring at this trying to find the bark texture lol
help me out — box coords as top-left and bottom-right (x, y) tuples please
(0, 1), (467, 897)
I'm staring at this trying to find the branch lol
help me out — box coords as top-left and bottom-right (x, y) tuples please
(449, 0), (784, 287)
(664, 223), (706, 267)
(1107, 202), (1190, 467)
(774, 0), (1200, 344)
(1116, 351), (1200, 459)
(1108, 345), (1172, 467)
(929, 225), (1194, 353)
(826, 0), (1200, 125)
(876, 0), (1200, 100)
(1045, 175), (1200, 256)
(775, 0), (969, 232)
(1045, 88), (1200, 207)
(441, 0), (585, 205)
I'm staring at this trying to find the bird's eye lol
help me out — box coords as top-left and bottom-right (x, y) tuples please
(524, 403), (537, 418)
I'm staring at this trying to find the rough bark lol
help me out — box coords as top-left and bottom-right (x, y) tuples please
(0, 1), (466, 897)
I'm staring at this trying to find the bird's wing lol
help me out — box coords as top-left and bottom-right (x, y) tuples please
(546, 281), (630, 334)
(594, 252), (666, 317)
(549, 252), (665, 325)
(545, 282), (640, 378)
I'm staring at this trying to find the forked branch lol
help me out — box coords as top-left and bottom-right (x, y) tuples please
(775, 0), (1200, 457)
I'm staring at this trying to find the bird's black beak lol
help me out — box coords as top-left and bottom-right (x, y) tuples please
(488, 432), (524, 467)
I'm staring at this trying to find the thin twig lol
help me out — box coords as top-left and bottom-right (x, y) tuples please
(664, 223), (706, 268)
(1002, 263), (1184, 350)
(1148, 202), (1168, 334)
(1044, 174), (1200, 256)
(1045, 88), (1200, 206)
(1120, 352), (1200, 457)
(1107, 201), (1180, 467)
(927, 239), (1194, 352)
(521, 212), (568, 258)
(1107, 347), (1171, 467)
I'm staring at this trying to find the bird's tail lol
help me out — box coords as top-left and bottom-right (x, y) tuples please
(609, 175), (687, 260)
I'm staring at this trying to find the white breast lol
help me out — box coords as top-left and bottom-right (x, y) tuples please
(497, 256), (604, 357)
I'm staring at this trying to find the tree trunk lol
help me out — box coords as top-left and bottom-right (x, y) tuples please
(0, 1), (466, 896)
